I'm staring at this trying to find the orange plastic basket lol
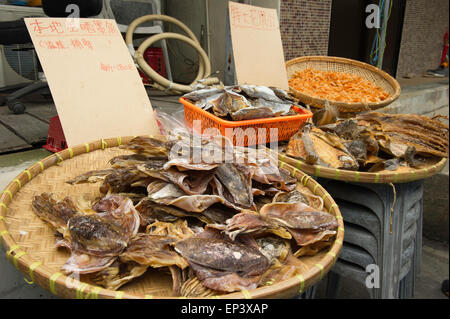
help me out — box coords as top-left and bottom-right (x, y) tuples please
(180, 97), (313, 147)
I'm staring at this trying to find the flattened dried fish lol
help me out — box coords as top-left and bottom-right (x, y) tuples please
(161, 167), (216, 195)
(122, 135), (169, 157)
(272, 189), (324, 211)
(66, 169), (114, 185)
(147, 182), (224, 212)
(32, 193), (79, 234)
(212, 211), (291, 241)
(120, 233), (188, 269)
(260, 202), (338, 231)
(62, 252), (117, 275)
(174, 237), (270, 292)
(68, 196), (140, 257)
(147, 219), (196, 241)
(88, 261), (148, 291)
(215, 164), (253, 208)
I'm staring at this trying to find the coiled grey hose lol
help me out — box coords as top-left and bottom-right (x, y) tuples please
(125, 14), (219, 93)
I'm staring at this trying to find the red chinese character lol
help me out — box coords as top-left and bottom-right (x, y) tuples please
(93, 21), (106, 34)
(71, 39), (84, 49)
(44, 40), (57, 50)
(80, 22), (96, 34)
(29, 19), (48, 34)
(55, 40), (66, 49)
(81, 39), (93, 50)
(49, 21), (64, 33)
(104, 21), (116, 34)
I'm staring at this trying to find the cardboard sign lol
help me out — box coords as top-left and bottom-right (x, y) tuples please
(24, 17), (159, 147)
(228, 2), (289, 90)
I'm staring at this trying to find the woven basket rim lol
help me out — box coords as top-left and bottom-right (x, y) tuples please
(276, 151), (447, 184)
(286, 56), (401, 113)
(0, 136), (344, 299)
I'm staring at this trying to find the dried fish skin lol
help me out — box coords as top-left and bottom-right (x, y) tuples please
(66, 169), (114, 185)
(287, 127), (359, 170)
(293, 239), (333, 257)
(320, 119), (360, 140)
(135, 199), (180, 225)
(239, 85), (285, 103)
(147, 220), (196, 241)
(215, 163), (253, 209)
(147, 182), (225, 213)
(313, 101), (338, 126)
(260, 202), (338, 231)
(181, 276), (221, 297)
(67, 215), (128, 257)
(88, 261), (148, 291)
(357, 112), (449, 158)
(161, 167), (216, 195)
(99, 167), (151, 194)
(182, 87), (224, 102)
(122, 135), (169, 157)
(272, 189), (324, 211)
(188, 262), (263, 292)
(67, 195), (140, 257)
(120, 233), (188, 269)
(32, 193), (78, 234)
(288, 228), (337, 246)
(109, 155), (167, 168)
(230, 106), (275, 121)
(62, 252), (117, 275)
(255, 236), (291, 265)
(218, 211), (291, 241)
(174, 238), (270, 277)
(94, 195), (140, 239)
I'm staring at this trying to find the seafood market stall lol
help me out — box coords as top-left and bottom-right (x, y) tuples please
(0, 134), (344, 299)
(271, 56), (449, 298)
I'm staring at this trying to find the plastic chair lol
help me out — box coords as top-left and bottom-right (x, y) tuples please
(99, 0), (172, 82)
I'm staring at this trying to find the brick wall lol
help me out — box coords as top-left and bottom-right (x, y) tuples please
(396, 0), (449, 77)
(279, 0), (332, 61)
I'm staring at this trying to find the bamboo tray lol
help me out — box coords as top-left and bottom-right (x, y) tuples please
(286, 56), (401, 114)
(0, 137), (344, 299)
(275, 150), (448, 184)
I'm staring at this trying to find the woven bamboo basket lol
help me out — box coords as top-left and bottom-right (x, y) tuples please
(274, 151), (448, 184)
(0, 137), (344, 299)
(286, 56), (401, 114)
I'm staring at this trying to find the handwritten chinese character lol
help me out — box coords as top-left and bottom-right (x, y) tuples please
(30, 19), (48, 34)
(44, 40), (57, 50)
(104, 21), (117, 34)
(48, 21), (64, 33)
(93, 21), (106, 34)
(71, 39), (84, 49)
(81, 39), (93, 50)
(55, 40), (66, 49)
(80, 22), (96, 34)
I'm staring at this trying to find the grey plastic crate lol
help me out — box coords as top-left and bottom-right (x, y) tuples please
(315, 179), (424, 299)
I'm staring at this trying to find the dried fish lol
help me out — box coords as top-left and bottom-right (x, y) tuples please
(259, 202), (338, 231)
(66, 169), (114, 185)
(32, 193), (79, 234)
(147, 182), (225, 213)
(174, 237), (270, 292)
(120, 233), (188, 269)
(88, 261), (148, 291)
(215, 163), (253, 208)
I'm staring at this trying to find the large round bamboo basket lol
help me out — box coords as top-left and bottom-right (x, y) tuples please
(0, 137), (344, 299)
(286, 56), (401, 114)
(275, 151), (448, 184)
